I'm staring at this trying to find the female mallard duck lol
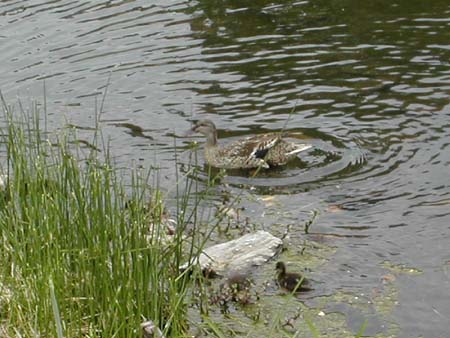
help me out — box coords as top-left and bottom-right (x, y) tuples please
(275, 261), (312, 292)
(191, 119), (311, 169)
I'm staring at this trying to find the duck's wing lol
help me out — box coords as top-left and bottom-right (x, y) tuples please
(287, 274), (312, 292)
(215, 134), (280, 168)
(219, 134), (277, 158)
(249, 134), (280, 159)
(234, 133), (279, 159)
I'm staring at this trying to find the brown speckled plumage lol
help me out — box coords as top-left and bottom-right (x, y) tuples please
(275, 261), (312, 292)
(192, 120), (311, 169)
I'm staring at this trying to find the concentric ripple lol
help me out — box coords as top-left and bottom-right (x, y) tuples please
(186, 127), (368, 194)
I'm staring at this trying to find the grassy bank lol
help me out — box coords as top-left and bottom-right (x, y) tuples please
(0, 95), (210, 337)
(0, 94), (377, 338)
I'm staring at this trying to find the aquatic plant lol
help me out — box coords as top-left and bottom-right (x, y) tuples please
(0, 92), (211, 337)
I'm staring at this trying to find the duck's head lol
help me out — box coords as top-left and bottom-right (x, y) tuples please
(192, 119), (216, 136)
(275, 261), (287, 274)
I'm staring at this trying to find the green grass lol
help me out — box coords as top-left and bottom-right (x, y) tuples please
(0, 94), (209, 337)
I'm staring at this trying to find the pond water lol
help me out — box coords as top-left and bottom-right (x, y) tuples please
(1, 0), (450, 337)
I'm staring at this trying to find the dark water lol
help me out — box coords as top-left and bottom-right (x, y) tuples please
(1, 0), (450, 336)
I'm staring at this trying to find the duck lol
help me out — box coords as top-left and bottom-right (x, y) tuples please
(218, 272), (253, 305)
(221, 272), (253, 292)
(275, 261), (312, 292)
(191, 119), (311, 169)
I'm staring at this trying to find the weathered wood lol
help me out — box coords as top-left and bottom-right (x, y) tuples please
(183, 230), (283, 275)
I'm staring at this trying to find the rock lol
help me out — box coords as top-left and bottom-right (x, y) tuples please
(183, 230), (283, 276)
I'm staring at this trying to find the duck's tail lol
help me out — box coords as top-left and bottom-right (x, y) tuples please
(286, 144), (312, 156)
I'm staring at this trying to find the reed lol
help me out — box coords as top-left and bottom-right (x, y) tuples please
(0, 95), (207, 337)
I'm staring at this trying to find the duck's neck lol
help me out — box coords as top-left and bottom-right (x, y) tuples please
(205, 131), (217, 147)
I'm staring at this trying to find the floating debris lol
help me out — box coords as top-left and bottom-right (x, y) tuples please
(141, 320), (165, 338)
(0, 174), (7, 191)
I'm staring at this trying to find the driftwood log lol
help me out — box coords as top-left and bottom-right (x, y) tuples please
(182, 230), (283, 276)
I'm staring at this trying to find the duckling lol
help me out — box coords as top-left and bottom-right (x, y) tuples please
(191, 119), (311, 169)
(221, 272), (252, 293)
(275, 261), (312, 292)
(225, 273), (253, 304)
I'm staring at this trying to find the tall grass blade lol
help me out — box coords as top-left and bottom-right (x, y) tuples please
(49, 278), (64, 338)
(304, 314), (320, 338)
(355, 319), (368, 338)
(202, 317), (228, 338)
